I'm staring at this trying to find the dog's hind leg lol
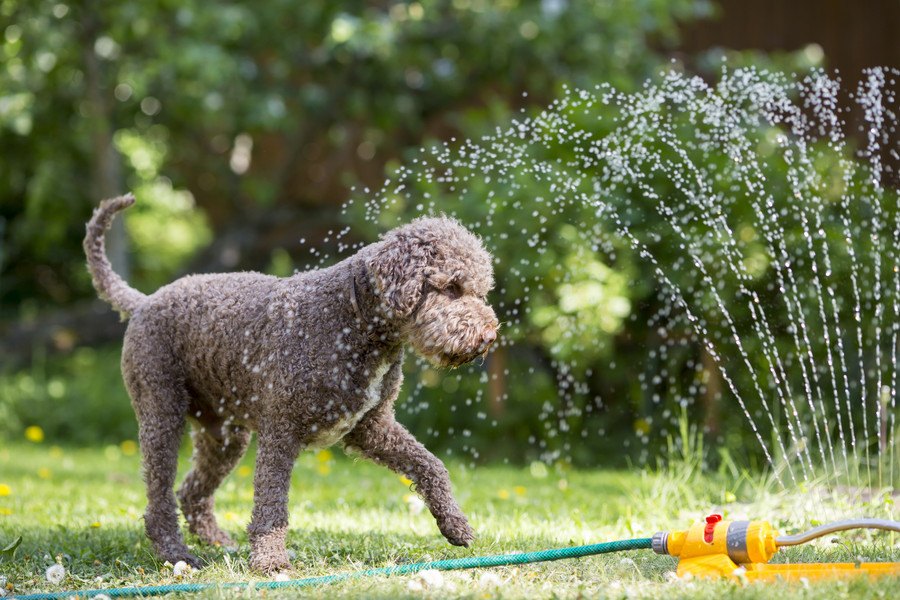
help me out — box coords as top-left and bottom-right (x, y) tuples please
(177, 420), (250, 549)
(122, 338), (199, 568)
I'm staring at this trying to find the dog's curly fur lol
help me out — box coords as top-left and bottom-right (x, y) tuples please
(84, 194), (499, 573)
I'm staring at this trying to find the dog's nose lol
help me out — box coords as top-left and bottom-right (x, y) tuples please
(482, 329), (496, 346)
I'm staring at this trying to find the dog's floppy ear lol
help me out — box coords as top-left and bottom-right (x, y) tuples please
(367, 229), (432, 319)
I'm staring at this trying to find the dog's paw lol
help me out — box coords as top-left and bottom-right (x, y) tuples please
(248, 526), (291, 573)
(437, 513), (475, 547)
(164, 551), (203, 570)
(249, 551), (291, 574)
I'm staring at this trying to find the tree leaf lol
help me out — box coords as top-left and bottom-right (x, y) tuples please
(0, 535), (22, 561)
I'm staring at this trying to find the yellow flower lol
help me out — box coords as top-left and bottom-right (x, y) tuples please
(513, 486), (526, 496)
(120, 440), (138, 456)
(90, 521), (102, 528)
(237, 465), (252, 478)
(224, 512), (239, 522)
(25, 425), (45, 443)
(497, 489), (510, 500)
(316, 449), (333, 463)
(38, 467), (52, 479)
(633, 419), (650, 435)
(399, 475), (413, 486)
(0, 484), (10, 496)
(0, 508), (12, 516)
(316, 463), (332, 476)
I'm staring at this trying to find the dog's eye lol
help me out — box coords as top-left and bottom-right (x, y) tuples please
(443, 282), (463, 299)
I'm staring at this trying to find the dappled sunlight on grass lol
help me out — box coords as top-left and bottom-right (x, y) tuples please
(0, 443), (898, 598)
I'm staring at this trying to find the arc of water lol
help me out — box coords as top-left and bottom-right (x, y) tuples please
(523, 93), (792, 478)
(857, 68), (890, 489)
(585, 132), (799, 483)
(709, 71), (840, 478)
(795, 72), (864, 485)
(809, 83), (874, 488)
(708, 71), (838, 478)
(648, 157), (814, 479)
(768, 236), (837, 474)
(591, 194), (786, 487)
(762, 104), (854, 483)
(725, 70), (866, 490)
(548, 79), (803, 482)
(780, 104), (863, 487)
(647, 77), (816, 476)
(576, 75), (813, 478)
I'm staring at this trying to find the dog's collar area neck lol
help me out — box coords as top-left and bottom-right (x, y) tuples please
(350, 266), (398, 345)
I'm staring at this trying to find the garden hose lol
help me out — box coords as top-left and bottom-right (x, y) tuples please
(9, 537), (652, 599)
(773, 518), (900, 546)
(10, 516), (900, 598)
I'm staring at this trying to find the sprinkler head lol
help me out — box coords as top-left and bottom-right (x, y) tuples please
(652, 513), (900, 581)
(652, 513), (778, 578)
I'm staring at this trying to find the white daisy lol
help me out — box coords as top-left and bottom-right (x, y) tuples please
(45, 564), (65, 585)
(478, 571), (502, 587)
(417, 569), (444, 589)
(172, 560), (192, 578)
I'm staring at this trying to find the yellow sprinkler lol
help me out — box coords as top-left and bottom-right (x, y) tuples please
(651, 514), (900, 581)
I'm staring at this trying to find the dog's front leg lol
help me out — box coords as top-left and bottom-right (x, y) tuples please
(344, 402), (475, 547)
(247, 424), (303, 573)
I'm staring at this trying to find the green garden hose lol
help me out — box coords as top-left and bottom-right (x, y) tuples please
(11, 537), (652, 599)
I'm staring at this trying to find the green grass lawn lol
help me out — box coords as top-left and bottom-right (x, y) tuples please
(0, 440), (898, 598)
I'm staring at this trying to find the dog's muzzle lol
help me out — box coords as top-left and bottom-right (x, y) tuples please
(442, 328), (497, 367)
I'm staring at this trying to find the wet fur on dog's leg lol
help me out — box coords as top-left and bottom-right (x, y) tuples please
(177, 423), (251, 548)
(122, 340), (200, 567)
(247, 425), (305, 572)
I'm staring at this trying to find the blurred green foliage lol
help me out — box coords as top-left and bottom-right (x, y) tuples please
(1, 0), (710, 310)
(5, 0), (883, 473)
(0, 347), (135, 444)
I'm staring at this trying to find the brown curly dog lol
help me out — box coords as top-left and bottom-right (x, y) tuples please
(84, 194), (498, 573)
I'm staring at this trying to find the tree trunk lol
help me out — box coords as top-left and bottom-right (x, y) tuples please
(701, 347), (722, 438)
(488, 344), (507, 417)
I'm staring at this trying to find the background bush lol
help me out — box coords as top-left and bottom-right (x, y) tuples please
(6, 0), (882, 472)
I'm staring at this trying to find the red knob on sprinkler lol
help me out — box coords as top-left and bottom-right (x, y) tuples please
(703, 513), (722, 543)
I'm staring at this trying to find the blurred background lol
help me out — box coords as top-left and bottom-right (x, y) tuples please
(1, 0), (898, 465)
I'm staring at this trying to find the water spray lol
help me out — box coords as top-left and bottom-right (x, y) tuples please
(11, 514), (898, 598)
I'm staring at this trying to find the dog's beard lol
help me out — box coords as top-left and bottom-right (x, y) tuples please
(422, 339), (493, 369)
(434, 350), (480, 369)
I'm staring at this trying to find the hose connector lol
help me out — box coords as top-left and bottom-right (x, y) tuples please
(651, 530), (669, 555)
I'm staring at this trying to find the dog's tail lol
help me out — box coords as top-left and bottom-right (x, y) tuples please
(83, 194), (146, 319)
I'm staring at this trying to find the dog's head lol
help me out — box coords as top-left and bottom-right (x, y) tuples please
(366, 216), (499, 368)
